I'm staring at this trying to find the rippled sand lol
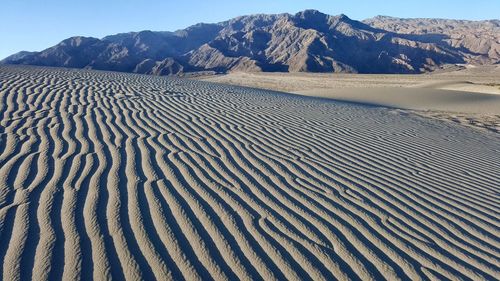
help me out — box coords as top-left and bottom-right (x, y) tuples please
(0, 66), (499, 280)
(202, 70), (500, 133)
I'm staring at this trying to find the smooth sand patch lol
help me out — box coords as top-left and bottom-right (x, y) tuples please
(294, 87), (500, 114)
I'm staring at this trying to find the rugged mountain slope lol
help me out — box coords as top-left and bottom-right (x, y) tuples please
(364, 16), (500, 64)
(3, 10), (497, 74)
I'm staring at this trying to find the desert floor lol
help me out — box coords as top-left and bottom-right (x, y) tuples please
(0, 66), (499, 280)
(202, 65), (500, 133)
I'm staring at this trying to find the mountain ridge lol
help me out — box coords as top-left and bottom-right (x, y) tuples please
(3, 10), (498, 75)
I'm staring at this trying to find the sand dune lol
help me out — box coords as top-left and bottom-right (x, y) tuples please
(0, 65), (499, 280)
(296, 87), (500, 114)
(203, 70), (500, 133)
(202, 71), (500, 114)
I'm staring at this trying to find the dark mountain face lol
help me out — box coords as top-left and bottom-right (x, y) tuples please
(3, 10), (496, 75)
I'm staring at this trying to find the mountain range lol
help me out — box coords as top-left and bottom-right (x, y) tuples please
(2, 10), (499, 75)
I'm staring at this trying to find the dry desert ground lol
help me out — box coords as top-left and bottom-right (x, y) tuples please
(202, 65), (500, 134)
(0, 65), (499, 280)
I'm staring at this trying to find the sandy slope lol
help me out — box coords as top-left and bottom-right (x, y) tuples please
(201, 70), (500, 113)
(0, 66), (499, 281)
(203, 69), (500, 133)
(295, 87), (500, 114)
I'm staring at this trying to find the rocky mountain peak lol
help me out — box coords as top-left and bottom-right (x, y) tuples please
(2, 10), (497, 75)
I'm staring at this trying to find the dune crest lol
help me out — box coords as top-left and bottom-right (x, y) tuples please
(0, 66), (499, 280)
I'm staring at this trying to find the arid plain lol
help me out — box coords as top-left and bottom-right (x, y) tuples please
(0, 65), (498, 280)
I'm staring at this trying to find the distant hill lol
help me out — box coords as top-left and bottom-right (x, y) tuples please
(2, 10), (498, 75)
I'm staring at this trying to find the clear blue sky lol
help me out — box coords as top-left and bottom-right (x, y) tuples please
(1, 0), (498, 59)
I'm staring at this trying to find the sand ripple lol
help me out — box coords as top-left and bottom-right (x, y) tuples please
(0, 66), (499, 280)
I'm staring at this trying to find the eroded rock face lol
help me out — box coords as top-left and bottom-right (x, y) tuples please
(363, 16), (500, 64)
(3, 10), (497, 74)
